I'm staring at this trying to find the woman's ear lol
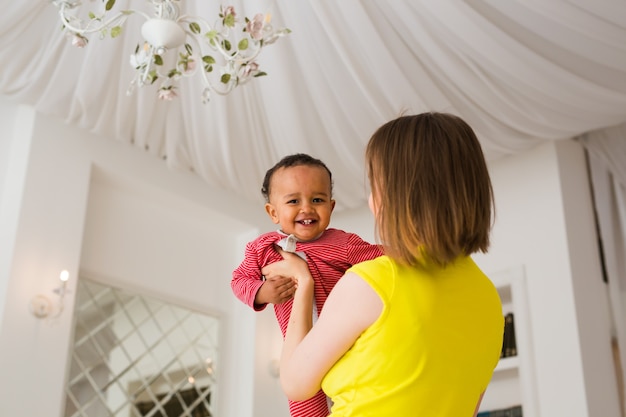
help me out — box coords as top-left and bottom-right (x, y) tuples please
(265, 203), (280, 224)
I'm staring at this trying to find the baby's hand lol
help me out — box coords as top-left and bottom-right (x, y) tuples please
(255, 275), (296, 305)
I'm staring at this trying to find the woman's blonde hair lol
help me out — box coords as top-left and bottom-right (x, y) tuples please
(365, 112), (494, 266)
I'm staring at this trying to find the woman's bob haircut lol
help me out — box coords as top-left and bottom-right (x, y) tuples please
(365, 112), (495, 266)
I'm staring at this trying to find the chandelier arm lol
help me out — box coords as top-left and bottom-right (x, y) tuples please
(139, 47), (156, 86)
(177, 14), (269, 95)
(54, 1), (151, 35)
(176, 14), (262, 63)
(177, 25), (234, 96)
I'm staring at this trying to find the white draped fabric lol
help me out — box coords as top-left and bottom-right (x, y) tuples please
(1, 0), (625, 210)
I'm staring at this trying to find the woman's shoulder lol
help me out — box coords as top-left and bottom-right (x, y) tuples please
(351, 254), (393, 268)
(346, 255), (396, 300)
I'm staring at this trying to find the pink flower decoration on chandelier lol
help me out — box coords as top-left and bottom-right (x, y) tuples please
(182, 59), (196, 74)
(223, 6), (236, 18)
(241, 62), (259, 77)
(246, 14), (265, 40)
(71, 34), (88, 48)
(158, 88), (177, 101)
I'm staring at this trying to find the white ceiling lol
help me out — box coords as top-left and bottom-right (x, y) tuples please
(2, 0), (625, 211)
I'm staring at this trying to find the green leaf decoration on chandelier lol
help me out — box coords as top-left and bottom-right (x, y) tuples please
(203, 55), (215, 73)
(105, 0), (116, 12)
(189, 22), (201, 35)
(110, 26), (122, 38)
(147, 70), (158, 84)
(223, 14), (235, 28)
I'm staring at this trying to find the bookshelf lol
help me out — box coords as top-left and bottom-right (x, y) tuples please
(479, 266), (538, 417)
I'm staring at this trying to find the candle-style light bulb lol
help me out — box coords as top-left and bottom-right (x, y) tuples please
(57, 270), (70, 297)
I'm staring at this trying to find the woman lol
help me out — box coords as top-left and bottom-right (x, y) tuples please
(262, 112), (504, 416)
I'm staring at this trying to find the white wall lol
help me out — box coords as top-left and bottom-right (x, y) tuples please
(0, 104), (269, 417)
(0, 103), (35, 334)
(474, 139), (618, 417)
(0, 98), (621, 417)
(0, 106), (93, 416)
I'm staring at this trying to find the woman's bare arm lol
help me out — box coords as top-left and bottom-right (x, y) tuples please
(262, 252), (382, 400)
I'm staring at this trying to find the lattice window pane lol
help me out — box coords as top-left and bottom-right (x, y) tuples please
(64, 278), (218, 417)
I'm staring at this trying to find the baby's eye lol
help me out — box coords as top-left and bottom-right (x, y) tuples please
(287, 199), (298, 204)
(312, 198), (325, 203)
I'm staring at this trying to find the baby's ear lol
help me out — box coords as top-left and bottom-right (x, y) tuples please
(331, 199), (336, 212)
(265, 203), (280, 224)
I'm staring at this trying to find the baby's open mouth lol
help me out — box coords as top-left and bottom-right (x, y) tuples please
(298, 219), (315, 225)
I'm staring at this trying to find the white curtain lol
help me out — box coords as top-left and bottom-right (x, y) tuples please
(1, 1), (625, 210)
(580, 122), (626, 412)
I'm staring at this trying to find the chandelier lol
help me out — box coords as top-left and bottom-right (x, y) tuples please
(51, 0), (291, 102)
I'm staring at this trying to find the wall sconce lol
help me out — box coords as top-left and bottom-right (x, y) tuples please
(29, 270), (70, 319)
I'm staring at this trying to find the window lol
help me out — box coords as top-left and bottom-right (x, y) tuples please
(64, 278), (219, 417)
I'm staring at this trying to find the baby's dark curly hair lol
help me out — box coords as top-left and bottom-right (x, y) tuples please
(261, 153), (333, 202)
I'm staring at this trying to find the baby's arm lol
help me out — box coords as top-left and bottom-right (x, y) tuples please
(346, 233), (384, 263)
(231, 241), (296, 310)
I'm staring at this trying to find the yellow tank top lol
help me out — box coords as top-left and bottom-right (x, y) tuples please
(321, 255), (503, 416)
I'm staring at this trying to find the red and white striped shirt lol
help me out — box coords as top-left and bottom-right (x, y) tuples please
(231, 228), (383, 417)
(231, 228), (383, 335)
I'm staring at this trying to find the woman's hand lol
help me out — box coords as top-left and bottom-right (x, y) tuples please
(254, 275), (296, 306)
(262, 247), (314, 295)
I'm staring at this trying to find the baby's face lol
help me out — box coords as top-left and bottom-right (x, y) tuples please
(265, 165), (335, 242)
